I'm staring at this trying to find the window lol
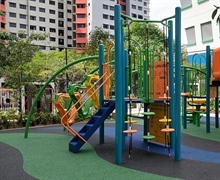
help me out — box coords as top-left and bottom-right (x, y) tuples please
(20, 24), (26, 29)
(0, 23), (4, 30)
(9, 22), (16, 27)
(1, 0), (5, 5)
(30, 25), (36, 30)
(20, 4), (26, 9)
(39, 26), (46, 31)
(40, 46), (46, 50)
(103, 24), (108, 29)
(50, 28), (56, 33)
(77, 43), (85, 48)
(103, 14), (108, 19)
(103, 4), (108, 10)
(39, 17), (45, 22)
(58, 21), (64, 27)
(49, 19), (55, 23)
(110, 16), (114, 20)
(67, 1), (71, 5)
(77, 14), (85, 18)
(132, 5), (136, 9)
(30, 6), (36, 11)
(77, 33), (86, 38)
(58, 12), (64, 18)
(30, 16), (36, 21)
(59, 39), (64, 45)
(77, 24), (86, 28)
(67, 27), (72, 30)
(110, 25), (114, 30)
(138, 6), (142, 11)
(67, 18), (71, 22)
(20, 14), (26, 19)
(39, 8), (45, 12)
(180, 0), (192, 10)
(49, 9), (55, 14)
(138, 15), (143, 19)
(77, 4), (85, 8)
(110, 6), (114, 11)
(59, 30), (64, 36)
(30, 0), (36, 1)
(185, 26), (196, 46)
(67, 9), (71, 13)
(58, 3), (64, 9)
(201, 21), (213, 43)
(50, 37), (56, 41)
(49, 0), (55, 5)
(9, 12), (16, 18)
(68, 36), (72, 39)
(9, 2), (16, 8)
(132, 13), (137, 18)
(39, 0), (45, 3)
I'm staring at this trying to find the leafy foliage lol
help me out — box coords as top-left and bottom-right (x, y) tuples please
(0, 30), (49, 109)
(86, 26), (113, 56)
(212, 5), (220, 25)
(0, 10), (5, 16)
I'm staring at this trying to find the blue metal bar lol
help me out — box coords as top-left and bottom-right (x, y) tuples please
(99, 44), (104, 143)
(206, 45), (211, 133)
(114, 4), (123, 164)
(174, 7), (181, 161)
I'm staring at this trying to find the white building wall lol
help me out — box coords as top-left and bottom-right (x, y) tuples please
(181, 0), (220, 53)
(88, 0), (115, 37)
(88, 0), (150, 37)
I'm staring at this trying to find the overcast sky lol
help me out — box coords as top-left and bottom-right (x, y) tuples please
(150, 0), (181, 20)
(150, 0), (187, 43)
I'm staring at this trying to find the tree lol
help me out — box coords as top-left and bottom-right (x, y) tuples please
(212, 5), (220, 25)
(0, 30), (49, 112)
(32, 48), (98, 93)
(0, 10), (5, 16)
(86, 26), (113, 56)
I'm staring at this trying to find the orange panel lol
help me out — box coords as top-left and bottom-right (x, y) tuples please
(153, 61), (169, 100)
(212, 47), (220, 81)
(76, 38), (87, 43)
(76, 0), (87, 4)
(1, 16), (6, 23)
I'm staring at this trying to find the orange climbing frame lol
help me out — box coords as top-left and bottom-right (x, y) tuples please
(212, 47), (220, 81)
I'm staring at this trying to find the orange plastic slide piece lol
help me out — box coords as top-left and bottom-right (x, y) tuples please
(212, 47), (220, 81)
(53, 100), (77, 125)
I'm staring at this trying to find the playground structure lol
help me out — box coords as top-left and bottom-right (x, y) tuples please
(23, 5), (219, 165)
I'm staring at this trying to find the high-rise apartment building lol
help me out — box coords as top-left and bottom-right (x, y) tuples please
(0, 0), (6, 31)
(0, 0), (150, 51)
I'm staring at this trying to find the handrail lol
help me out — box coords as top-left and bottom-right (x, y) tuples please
(62, 70), (115, 141)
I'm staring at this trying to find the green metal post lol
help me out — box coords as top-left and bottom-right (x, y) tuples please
(99, 44), (105, 143)
(114, 4), (123, 164)
(174, 7), (181, 161)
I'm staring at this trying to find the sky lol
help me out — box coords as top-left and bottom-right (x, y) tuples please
(150, 0), (187, 43)
(150, 0), (181, 20)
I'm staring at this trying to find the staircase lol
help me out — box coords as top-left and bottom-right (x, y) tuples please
(69, 100), (115, 153)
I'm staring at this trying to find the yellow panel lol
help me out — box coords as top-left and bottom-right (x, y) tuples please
(149, 103), (170, 144)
